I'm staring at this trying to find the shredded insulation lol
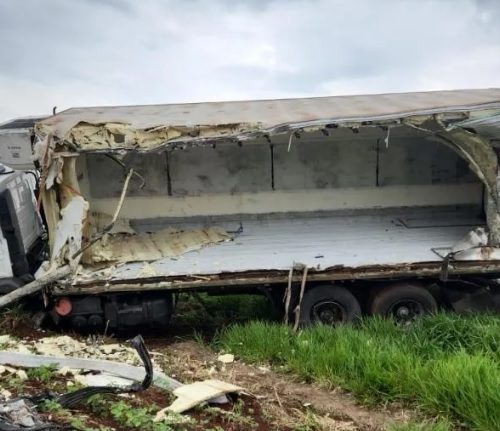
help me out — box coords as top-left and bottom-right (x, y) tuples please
(85, 227), (232, 264)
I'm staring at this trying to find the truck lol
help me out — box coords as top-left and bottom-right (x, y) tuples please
(2, 88), (500, 331)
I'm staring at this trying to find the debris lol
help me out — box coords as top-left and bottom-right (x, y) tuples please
(0, 336), (12, 345)
(56, 366), (75, 376)
(80, 373), (137, 388)
(15, 370), (28, 381)
(0, 345), (181, 392)
(294, 266), (309, 331)
(48, 335), (152, 408)
(217, 353), (234, 364)
(0, 389), (11, 400)
(156, 379), (244, 416)
(0, 398), (62, 430)
(74, 168), (135, 261)
(274, 387), (283, 409)
(452, 227), (488, 253)
(14, 345), (31, 355)
(137, 264), (159, 278)
(50, 195), (88, 267)
(86, 226), (232, 264)
(0, 334), (231, 414)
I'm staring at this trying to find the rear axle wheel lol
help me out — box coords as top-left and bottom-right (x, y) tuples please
(300, 285), (361, 327)
(370, 283), (437, 325)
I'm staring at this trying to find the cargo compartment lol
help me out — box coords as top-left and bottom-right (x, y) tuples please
(71, 125), (484, 287)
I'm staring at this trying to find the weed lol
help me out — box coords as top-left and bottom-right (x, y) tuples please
(27, 365), (57, 383)
(5, 377), (26, 392)
(294, 409), (322, 431)
(108, 399), (195, 431)
(86, 394), (110, 415)
(202, 404), (256, 428)
(38, 399), (64, 413)
(70, 416), (114, 431)
(232, 397), (244, 416)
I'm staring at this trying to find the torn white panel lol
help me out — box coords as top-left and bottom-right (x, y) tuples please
(86, 227), (232, 264)
(451, 227), (488, 253)
(454, 247), (500, 260)
(32, 134), (50, 164)
(157, 379), (243, 415)
(45, 156), (64, 189)
(51, 196), (88, 266)
(81, 372), (136, 387)
(450, 227), (500, 260)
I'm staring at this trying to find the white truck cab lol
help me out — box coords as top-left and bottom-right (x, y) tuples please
(0, 222), (13, 280)
(0, 164), (45, 293)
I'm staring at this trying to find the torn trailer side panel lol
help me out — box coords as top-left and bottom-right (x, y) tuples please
(16, 89), (500, 328)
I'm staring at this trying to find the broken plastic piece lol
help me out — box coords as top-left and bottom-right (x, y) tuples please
(156, 379), (243, 416)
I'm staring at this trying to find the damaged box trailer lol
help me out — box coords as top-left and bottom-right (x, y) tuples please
(6, 88), (500, 330)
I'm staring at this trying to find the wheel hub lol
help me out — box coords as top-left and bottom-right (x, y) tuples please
(311, 300), (347, 325)
(389, 300), (424, 325)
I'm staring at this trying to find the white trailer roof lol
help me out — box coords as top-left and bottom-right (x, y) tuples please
(35, 88), (500, 151)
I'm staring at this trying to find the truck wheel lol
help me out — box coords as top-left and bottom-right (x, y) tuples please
(370, 283), (437, 324)
(0, 278), (22, 294)
(300, 285), (361, 327)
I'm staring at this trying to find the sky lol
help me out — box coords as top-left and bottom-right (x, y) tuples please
(1, 0), (500, 122)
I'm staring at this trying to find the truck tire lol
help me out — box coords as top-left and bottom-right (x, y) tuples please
(0, 278), (22, 294)
(299, 285), (361, 327)
(370, 283), (437, 324)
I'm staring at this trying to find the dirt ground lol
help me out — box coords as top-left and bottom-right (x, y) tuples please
(153, 339), (408, 431)
(0, 306), (411, 431)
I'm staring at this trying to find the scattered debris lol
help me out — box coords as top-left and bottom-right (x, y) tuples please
(0, 348), (180, 392)
(53, 335), (153, 408)
(217, 353), (234, 364)
(0, 333), (239, 422)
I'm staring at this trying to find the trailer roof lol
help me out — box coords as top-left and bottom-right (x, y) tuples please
(36, 88), (500, 151)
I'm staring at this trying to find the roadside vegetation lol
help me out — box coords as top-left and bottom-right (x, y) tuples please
(217, 313), (500, 431)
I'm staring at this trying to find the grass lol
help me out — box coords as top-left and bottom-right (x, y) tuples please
(217, 314), (500, 431)
(387, 419), (452, 431)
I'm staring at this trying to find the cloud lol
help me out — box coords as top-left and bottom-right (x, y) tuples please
(0, 0), (499, 121)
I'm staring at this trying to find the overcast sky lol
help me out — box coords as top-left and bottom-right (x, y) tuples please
(1, 0), (499, 122)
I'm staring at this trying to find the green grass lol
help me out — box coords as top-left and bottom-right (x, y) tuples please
(388, 419), (452, 431)
(217, 314), (500, 431)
